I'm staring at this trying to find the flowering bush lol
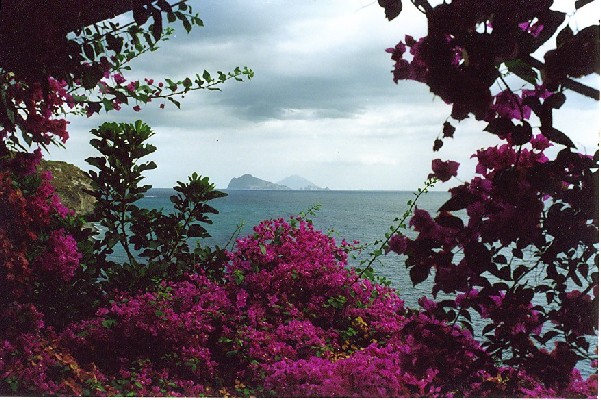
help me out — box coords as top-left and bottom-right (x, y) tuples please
(0, 214), (591, 397)
(44, 217), (400, 395)
(0, 145), (105, 395)
(1, 166), (597, 396)
(381, 0), (598, 392)
(1, 0), (598, 397)
(0, 147), (88, 319)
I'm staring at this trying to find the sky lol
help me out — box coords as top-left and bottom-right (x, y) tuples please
(48, 0), (600, 190)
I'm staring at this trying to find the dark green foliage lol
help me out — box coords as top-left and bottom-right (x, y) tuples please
(85, 120), (225, 291)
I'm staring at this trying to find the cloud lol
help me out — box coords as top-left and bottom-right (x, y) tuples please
(121, 0), (429, 124)
(326, 154), (400, 167)
(50, 0), (598, 191)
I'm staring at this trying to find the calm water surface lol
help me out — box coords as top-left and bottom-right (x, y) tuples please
(131, 189), (595, 375)
(137, 189), (449, 306)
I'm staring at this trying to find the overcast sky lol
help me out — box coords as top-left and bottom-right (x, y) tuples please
(48, 0), (599, 190)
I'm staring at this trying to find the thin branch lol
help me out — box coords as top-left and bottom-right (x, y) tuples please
(354, 177), (437, 282)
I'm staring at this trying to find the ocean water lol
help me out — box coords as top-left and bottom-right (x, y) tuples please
(118, 188), (596, 375)
(136, 188), (449, 307)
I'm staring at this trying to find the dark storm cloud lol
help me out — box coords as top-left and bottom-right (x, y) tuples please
(58, 1), (598, 190)
(122, 0), (430, 125)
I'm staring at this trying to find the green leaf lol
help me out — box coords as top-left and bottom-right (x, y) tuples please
(86, 156), (106, 169)
(182, 18), (192, 33)
(157, 0), (172, 12)
(102, 318), (117, 328)
(505, 59), (538, 85)
(193, 16), (204, 27)
(233, 270), (245, 285)
(101, 98), (114, 112)
(165, 78), (178, 91)
(167, 97), (181, 109)
(541, 127), (575, 148)
(484, 118), (515, 136)
(187, 224), (208, 238)
(543, 92), (567, 109)
(113, 91), (129, 105)
(439, 189), (475, 212)
(151, 16), (163, 42)
(138, 161), (158, 172)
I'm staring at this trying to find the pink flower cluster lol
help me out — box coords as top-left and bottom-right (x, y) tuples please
(428, 158), (460, 182)
(34, 229), (81, 281)
(0, 151), (78, 297)
(0, 150), (94, 395)
(0, 76), (73, 145)
(60, 273), (230, 392)
(3, 214), (595, 396)
(490, 86), (553, 123)
(386, 114), (597, 389)
(386, 35), (428, 84)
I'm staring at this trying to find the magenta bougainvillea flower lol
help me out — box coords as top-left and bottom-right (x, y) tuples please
(428, 158), (460, 182)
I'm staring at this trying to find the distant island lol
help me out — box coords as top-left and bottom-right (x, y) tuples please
(277, 174), (329, 191)
(227, 174), (290, 190)
(227, 174), (329, 191)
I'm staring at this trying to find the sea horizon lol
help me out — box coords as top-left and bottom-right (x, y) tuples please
(148, 187), (450, 193)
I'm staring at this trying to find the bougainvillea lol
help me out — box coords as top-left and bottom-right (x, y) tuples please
(0, 188), (597, 396)
(1, 0), (598, 397)
(1, 215), (592, 396)
(0, 1), (253, 151)
(381, 0), (598, 392)
(0, 149), (80, 304)
(0, 2), (249, 395)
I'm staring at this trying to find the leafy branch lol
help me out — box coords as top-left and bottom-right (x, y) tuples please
(355, 177), (438, 281)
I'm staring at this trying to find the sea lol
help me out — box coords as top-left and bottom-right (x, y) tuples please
(135, 188), (448, 307)
(115, 188), (596, 376)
